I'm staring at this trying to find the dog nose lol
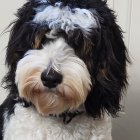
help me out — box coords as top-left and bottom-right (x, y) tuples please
(41, 68), (63, 88)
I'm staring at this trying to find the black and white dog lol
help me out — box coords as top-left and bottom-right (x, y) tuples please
(0, 0), (129, 140)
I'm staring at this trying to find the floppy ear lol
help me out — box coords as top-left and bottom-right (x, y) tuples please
(3, 1), (39, 93)
(85, 7), (130, 118)
(6, 1), (37, 67)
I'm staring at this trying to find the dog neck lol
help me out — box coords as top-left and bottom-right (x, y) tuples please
(17, 97), (85, 124)
(49, 104), (85, 124)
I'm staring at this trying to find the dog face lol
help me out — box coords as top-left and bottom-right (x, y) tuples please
(4, 0), (129, 118)
(15, 38), (92, 115)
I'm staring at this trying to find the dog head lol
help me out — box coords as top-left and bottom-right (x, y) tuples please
(4, 0), (129, 118)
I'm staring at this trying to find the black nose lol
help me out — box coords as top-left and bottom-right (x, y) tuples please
(41, 68), (63, 88)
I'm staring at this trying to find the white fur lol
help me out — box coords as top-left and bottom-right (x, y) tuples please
(3, 111), (9, 136)
(36, 0), (48, 4)
(3, 104), (112, 140)
(15, 38), (91, 104)
(33, 3), (99, 35)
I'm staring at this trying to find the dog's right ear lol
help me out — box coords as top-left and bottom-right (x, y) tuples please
(3, 1), (38, 91)
(4, 0), (50, 93)
(6, 1), (36, 67)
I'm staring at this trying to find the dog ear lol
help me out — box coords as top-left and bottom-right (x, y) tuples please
(6, 1), (37, 67)
(85, 10), (130, 118)
(3, 1), (38, 92)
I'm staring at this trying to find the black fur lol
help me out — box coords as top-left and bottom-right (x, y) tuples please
(1, 1), (129, 137)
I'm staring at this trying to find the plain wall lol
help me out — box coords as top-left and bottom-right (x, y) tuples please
(0, 0), (140, 140)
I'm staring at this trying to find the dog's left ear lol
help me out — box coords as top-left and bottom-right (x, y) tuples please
(85, 7), (130, 118)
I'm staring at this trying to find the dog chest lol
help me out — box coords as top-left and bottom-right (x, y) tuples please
(3, 104), (112, 140)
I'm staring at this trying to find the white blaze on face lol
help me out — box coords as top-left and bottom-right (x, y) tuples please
(15, 38), (91, 115)
(33, 2), (98, 35)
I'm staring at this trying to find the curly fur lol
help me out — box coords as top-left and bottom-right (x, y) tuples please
(0, 0), (129, 140)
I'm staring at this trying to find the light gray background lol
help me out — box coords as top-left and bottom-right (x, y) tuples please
(0, 0), (140, 140)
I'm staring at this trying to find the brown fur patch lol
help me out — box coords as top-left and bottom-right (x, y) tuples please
(33, 29), (49, 49)
(83, 38), (93, 55)
(100, 68), (110, 80)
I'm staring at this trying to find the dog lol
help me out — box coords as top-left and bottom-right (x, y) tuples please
(0, 0), (129, 140)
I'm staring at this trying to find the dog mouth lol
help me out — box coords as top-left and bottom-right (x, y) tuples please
(21, 79), (82, 116)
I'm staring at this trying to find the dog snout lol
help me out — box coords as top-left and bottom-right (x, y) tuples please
(41, 68), (63, 88)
